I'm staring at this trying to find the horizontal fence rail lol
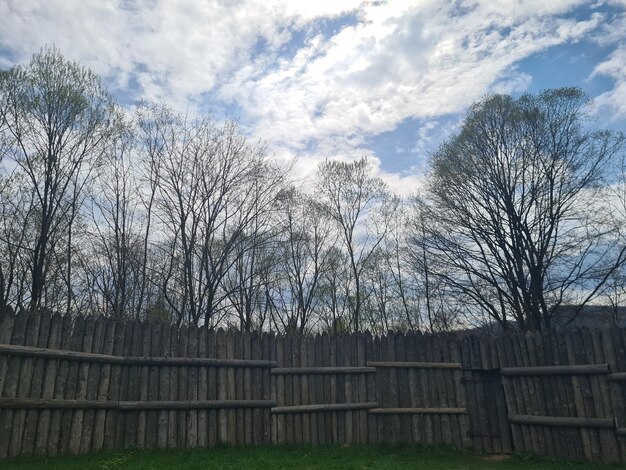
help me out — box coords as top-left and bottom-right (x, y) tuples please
(0, 343), (277, 368)
(501, 364), (610, 376)
(0, 398), (277, 410)
(507, 414), (616, 429)
(368, 407), (468, 415)
(366, 361), (462, 369)
(271, 367), (376, 375)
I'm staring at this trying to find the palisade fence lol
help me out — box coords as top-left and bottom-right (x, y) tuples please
(1, 311), (626, 463)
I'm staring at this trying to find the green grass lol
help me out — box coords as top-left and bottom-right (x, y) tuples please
(0, 445), (620, 470)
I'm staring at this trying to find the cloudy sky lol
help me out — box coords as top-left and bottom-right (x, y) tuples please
(1, 0), (625, 193)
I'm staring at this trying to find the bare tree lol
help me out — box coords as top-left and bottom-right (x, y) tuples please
(267, 188), (336, 334)
(421, 88), (626, 331)
(145, 107), (286, 326)
(82, 113), (146, 318)
(0, 47), (113, 312)
(316, 157), (398, 331)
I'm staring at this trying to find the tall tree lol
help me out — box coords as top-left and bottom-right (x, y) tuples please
(316, 157), (398, 331)
(421, 88), (626, 331)
(0, 47), (113, 312)
(268, 188), (335, 334)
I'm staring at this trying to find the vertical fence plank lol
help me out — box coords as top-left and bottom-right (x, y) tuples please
(250, 332), (261, 445)
(616, 329), (626, 461)
(168, 324), (179, 448)
(357, 333), (368, 444)
(588, 328), (618, 463)
(135, 321), (152, 450)
(435, 334), (451, 446)
(216, 328), (227, 444)
(449, 335), (470, 449)
(207, 329), (217, 448)
(146, 322), (161, 450)
(123, 321), (142, 449)
(226, 330), (236, 446)
(515, 332), (539, 455)
(34, 313), (62, 455)
(0, 310), (16, 397)
(365, 332), (377, 444)
(177, 325), (189, 448)
(425, 333), (442, 444)
(104, 320), (125, 450)
(335, 334), (345, 444)
(79, 316), (105, 454)
(327, 333), (336, 443)
(554, 329), (579, 458)
(68, 316), (95, 454)
(21, 312), (50, 455)
(265, 332), (275, 444)
(405, 332), (420, 444)
(0, 311), (26, 458)
(135, 321), (152, 449)
(91, 317), (115, 452)
(115, 320), (132, 449)
(11, 312), (41, 457)
(242, 331), (252, 446)
(157, 322), (171, 449)
(58, 316), (83, 455)
(524, 332), (546, 456)
(461, 336), (479, 451)
(47, 314), (72, 455)
(396, 333), (411, 443)
(315, 333), (326, 445)
(600, 328), (620, 458)
(416, 332), (433, 445)
(186, 325), (198, 448)
(320, 333), (337, 444)
(14, 313), (44, 455)
(234, 330), (244, 447)
(565, 329), (596, 460)
(299, 334), (309, 445)
(274, 333), (284, 445)
(197, 326), (208, 448)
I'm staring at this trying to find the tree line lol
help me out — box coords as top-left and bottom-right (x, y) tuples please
(1, 47), (625, 333)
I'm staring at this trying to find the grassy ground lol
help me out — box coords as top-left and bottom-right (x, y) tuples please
(0, 445), (621, 470)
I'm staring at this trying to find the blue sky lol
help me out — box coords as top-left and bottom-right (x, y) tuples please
(1, 0), (625, 194)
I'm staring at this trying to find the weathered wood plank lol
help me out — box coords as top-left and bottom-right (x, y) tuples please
(501, 364), (610, 376)
(186, 325), (198, 448)
(79, 316), (105, 454)
(0, 311), (27, 458)
(272, 402), (378, 413)
(0, 343), (276, 367)
(146, 322), (161, 450)
(157, 323), (171, 449)
(104, 320), (125, 450)
(367, 361), (462, 369)
(10, 312), (41, 456)
(508, 414), (614, 428)
(197, 326), (208, 449)
(34, 313), (62, 455)
(21, 312), (50, 455)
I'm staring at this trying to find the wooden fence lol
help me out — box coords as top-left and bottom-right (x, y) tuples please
(1, 310), (626, 463)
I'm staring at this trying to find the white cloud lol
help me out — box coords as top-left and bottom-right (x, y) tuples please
(0, 0), (621, 192)
(589, 11), (626, 119)
(592, 47), (626, 118)
(0, 0), (362, 104)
